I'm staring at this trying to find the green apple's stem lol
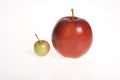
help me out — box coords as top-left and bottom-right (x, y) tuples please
(35, 33), (41, 44)
(71, 8), (74, 21)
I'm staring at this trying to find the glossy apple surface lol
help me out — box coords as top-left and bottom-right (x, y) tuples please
(34, 40), (50, 56)
(52, 16), (93, 58)
(34, 34), (50, 56)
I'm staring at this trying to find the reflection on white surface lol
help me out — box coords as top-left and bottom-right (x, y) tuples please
(51, 60), (91, 80)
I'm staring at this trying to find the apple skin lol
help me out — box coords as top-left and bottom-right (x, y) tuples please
(52, 16), (93, 58)
(34, 40), (50, 56)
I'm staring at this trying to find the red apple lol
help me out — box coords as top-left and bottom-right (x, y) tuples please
(52, 9), (93, 58)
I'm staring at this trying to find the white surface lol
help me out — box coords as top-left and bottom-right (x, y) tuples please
(0, 0), (120, 80)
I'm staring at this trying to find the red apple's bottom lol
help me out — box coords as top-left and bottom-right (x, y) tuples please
(52, 37), (92, 58)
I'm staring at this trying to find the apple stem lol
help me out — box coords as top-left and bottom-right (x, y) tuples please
(71, 8), (74, 21)
(35, 33), (41, 43)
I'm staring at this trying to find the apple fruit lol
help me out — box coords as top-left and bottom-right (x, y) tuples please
(52, 9), (93, 58)
(34, 34), (50, 56)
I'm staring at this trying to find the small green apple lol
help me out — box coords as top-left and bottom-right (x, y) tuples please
(34, 34), (50, 56)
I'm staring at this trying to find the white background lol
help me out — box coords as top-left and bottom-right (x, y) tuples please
(0, 0), (120, 80)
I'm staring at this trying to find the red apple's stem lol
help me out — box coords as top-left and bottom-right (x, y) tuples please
(71, 8), (74, 21)
(35, 33), (41, 43)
